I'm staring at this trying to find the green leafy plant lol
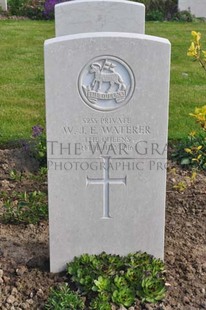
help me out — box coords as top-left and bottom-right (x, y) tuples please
(8, 0), (70, 19)
(172, 132), (206, 169)
(173, 180), (187, 192)
(173, 10), (194, 22)
(168, 167), (197, 192)
(23, 125), (47, 167)
(29, 166), (48, 183)
(66, 252), (166, 308)
(112, 286), (135, 307)
(132, 0), (178, 21)
(67, 253), (101, 295)
(9, 169), (23, 182)
(146, 9), (164, 21)
(93, 276), (112, 293)
(1, 190), (47, 224)
(31, 125), (47, 166)
(137, 276), (166, 303)
(89, 294), (111, 310)
(45, 284), (85, 310)
(8, 0), (27, 15)
(21, 0), (45, 20)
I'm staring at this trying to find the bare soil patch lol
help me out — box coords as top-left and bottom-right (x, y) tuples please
(0, 148), (205, 309)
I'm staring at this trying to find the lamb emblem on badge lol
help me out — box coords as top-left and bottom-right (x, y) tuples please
(90, 60), (126, 93)
(78, 56), (135, 112)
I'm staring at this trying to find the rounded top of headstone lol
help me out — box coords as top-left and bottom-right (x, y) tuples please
(55, 0), (145, 37)
(56, 0), (145, 8)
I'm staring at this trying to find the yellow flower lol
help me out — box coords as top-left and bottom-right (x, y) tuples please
(190, 105), (206, 130)
(192, 154), (202, 162)
(191, 170), (197, 181)
(197, 145), (203, 150)
(189, 131), (196, 137)
(191, 31), (201, 44)
(187, 42), (198, 58)
(188, 31), (206, 71)
(184, 148), (192, 154)
(188, 31), (202, 59)
(194, 105), (206, 115)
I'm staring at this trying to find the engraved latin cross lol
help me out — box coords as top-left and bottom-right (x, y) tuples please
(86, 156), (127, 219)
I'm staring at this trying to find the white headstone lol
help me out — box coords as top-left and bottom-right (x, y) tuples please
(45, 2), (171, 273)
(55, 0), (145, 36)
(178, 0), (206, 18)
(0, 0), (7, 11)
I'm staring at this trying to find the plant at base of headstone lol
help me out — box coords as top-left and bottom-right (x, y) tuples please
(172, 130), (206, 169)
(9, 169), (23, 182)
(30, 166), (48, 183)
(93, 276), (112, 293)
(45, 283), (85, 310)
(89, 294), (111, 310)
(1, 190), (47, 224)
(171, 169), (197, 193)
(64, 252), (166, 308)
(137, 276), (166, 303)
(111, 286), (135, 307)
(23, 125), (47, 167)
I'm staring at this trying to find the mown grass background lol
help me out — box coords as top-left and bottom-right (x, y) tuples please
(0, 20), (54, 146)
(0, 20), (206, 146)
(146, 22), (206, 140)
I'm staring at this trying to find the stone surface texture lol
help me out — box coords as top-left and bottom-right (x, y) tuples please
(0, 0), (7, 11)
(45, 31), (170, 272)
(55, 0), (145, 36)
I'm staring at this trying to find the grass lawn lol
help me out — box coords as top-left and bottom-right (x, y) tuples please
(0, 20), (54, 146)
(146, 21), (206, 140)
(0, 20), (206, 146)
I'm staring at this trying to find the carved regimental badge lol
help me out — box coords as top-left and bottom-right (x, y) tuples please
(79, 56), (135, 111)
